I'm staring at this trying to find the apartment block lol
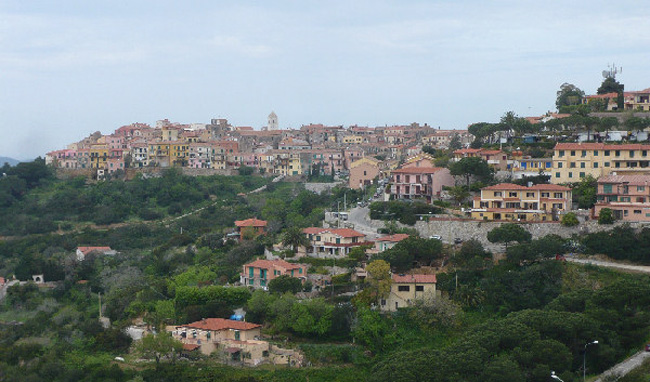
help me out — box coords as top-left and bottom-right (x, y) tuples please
(594, 174), (650, 222)
(470, 183), (572, 221)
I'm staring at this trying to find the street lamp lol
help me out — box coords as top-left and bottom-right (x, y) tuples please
(583, 340), (599, 382)
(551, 371), (565, 382)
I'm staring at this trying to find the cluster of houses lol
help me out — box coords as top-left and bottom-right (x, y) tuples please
(44, 113), (473, 183)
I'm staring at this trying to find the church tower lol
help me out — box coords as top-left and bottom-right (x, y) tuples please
(268, 111), (278, 130)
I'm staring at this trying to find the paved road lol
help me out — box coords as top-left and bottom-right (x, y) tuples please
(566, 257), (650, 274)
(595, 351), (650, 382)
(347, 206), (381, 240)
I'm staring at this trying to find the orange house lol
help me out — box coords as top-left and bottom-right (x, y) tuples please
(234, 218), (267, 241)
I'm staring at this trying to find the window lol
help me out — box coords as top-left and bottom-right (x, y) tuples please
(635, 210), (642, 214)
(554, 192), (563, 198)
(603, 184), (613, 193)
(582, 150), (587, 157)
(509, 192), (518, 197)
(605, 162), (610, 167)
(580, 162), (586, 168)
(615, 162), (621, 168)
(541, 192), (550, 197)
(299, 268), (302, 274)
(605, 150), (610, 156)
(526, 192), (535, 197)
(415, 286), (424, 292)
(569, 172), (573, 178)
(316, 235), (321, 241)
(398, 285), (410, 292)
(553, 203), (564, 210)
(571, 150), (576, 156)
(621, 197), (631, 202)
(381, 299), (386, 305)
(594, 150), (599, 156)
(624, 210), (629, 216)
(594, 162), (599, 168)
(494, 192), (502, 197)
(249, 268), (254, 278)
(630, 150), (635, 158)
(558, 162), (563, 168)
(555, 172), (560, 178)
(644, 151), (648, 157)
(570, 162), (576, 168)
(638, 186), (646, 192)
(616, 150), (621, 157)
(580, 172), (585, 178)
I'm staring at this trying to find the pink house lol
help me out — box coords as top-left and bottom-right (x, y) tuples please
(594, 174), (650, 222)
(389, 166), (455, 203)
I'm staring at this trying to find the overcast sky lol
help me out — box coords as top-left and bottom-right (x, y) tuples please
(1, 1), (649, 160)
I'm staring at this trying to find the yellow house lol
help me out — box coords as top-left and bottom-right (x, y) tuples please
(381, 273), (437, 312)
(89, 143), (109, 169)
(342, 135), (363, 144)
(148, 142), (171, 167)
(551, 143), (650, 184)
(170, 141), (189, 166)
(471, 183), (572, 221)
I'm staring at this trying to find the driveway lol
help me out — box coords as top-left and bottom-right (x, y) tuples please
(595, 351), (650, 382)
(566, 257), (650, 274)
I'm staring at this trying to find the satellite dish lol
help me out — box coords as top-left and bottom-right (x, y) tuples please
(602, 70), (610, 79)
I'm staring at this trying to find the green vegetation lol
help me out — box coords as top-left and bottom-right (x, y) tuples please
(369, 200), (441, 225)
(561, 212), (579, 227)
(4, 168), (650, 381)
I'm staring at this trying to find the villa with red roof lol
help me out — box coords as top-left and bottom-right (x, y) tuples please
(470, 183), (572, 222)
(234, 218), (267, 242)
(240, 259), (308, 289)
(76, 246), (116, 261)
(302, 227), (370, 258)
(381, 273), (438, 312)
(168, 318), (302, 366)
(374, 233), (410, 253)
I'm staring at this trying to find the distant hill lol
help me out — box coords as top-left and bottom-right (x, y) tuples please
(0, 157), (21, 166)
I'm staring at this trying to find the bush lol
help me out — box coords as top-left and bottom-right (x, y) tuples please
(561, 212), (579, 227)
(598, 208), (615, 224)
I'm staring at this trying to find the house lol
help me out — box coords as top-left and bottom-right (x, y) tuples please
(551, 143), (650, 184)
(594, 174), (650, 222)
(452, 148), (509, 171)
(168, 318), (302, 366)
(240, 259), (308, 289)
(470, 183), (572, 222)
(509, 157), (553, 179)
(76, 246), (117, 261)
(302, 227), (370, 258)
(380, 273), (437, 312)
(348, 157), (381, 189)
(234, 218), (267, 242)
(388, 166), (454, 203)
(373, 234), (410, 253)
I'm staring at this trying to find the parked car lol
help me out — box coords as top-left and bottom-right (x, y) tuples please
(454, 238), (463, 245)
(429, 235), (442, 241)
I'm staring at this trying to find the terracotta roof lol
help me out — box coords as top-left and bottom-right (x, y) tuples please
(529, 184), (571, 191)
(235, 218), (267, 227)
(182, 318), (261, 332)
(482, 183), (529, 191)
(303, 227), (327, 235)
(376, 233), (410, 242)
(329, 228), (365, 238)
(598, 174), (650, 185)
(183, 344), (200, 351)
(244, 259), (303, 270)
(392, 274), (437, 283)
(392, 166), (444, 174)
(77, 246), (113, 254)
(554, 143), (650, 151)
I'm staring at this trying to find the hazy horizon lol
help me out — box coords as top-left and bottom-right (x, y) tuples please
(2, 1), (649, 159)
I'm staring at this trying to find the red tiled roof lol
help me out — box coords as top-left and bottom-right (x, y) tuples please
(376, 233), (410, 242)
(182, 318), (261, 332)
(303, 227), (327, 234)
(245, 259), (303, 270)
(597, 174), (650, 185)
(329, 228), (365, 238)
(482, 183), (529, 191)
(183, 344), (200, 351)
(392, 166), (444, 174)
(77, 246), (112, 254)
(529, 184), (571, 191)
(235, 218), (267, 227)
(392, 274), (437, 283)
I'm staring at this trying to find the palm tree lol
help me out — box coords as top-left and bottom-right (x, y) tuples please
(281, 226), (309, 254)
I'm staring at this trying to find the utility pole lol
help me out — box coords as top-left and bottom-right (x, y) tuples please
(98, 292), (102, 318)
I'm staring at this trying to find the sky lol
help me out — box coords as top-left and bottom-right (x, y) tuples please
(1, 1), (649, 160)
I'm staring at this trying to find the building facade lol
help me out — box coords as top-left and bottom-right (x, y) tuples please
(470, 183), (572, 221)
(381, 273), (437, 312)
(594, 174), (650, 222)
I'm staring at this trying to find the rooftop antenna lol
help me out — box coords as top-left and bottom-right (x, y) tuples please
(602, 63), (622, 80)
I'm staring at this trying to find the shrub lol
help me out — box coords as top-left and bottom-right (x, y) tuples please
(598, 208), (615, 224)
(561, 212), (579, 227)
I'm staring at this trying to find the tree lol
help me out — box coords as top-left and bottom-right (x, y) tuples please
(449, 156), (494, 189)
(449, 133), (462, 150)
(422, 145), (436, 156)
(556, 83), (585, 111)
(136, 333), (183, 364)
(268, 275), (302, 294)
(572, 175), (597, 209)
(365, 260), (392, 303)
(487, 223), (532, 250)
(597, 77), (624, 95)
(561, 212), (579, 227)
(448, 185), (470, 206)
(598, 208), (615, 224)
(281, 226), (309, 254)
